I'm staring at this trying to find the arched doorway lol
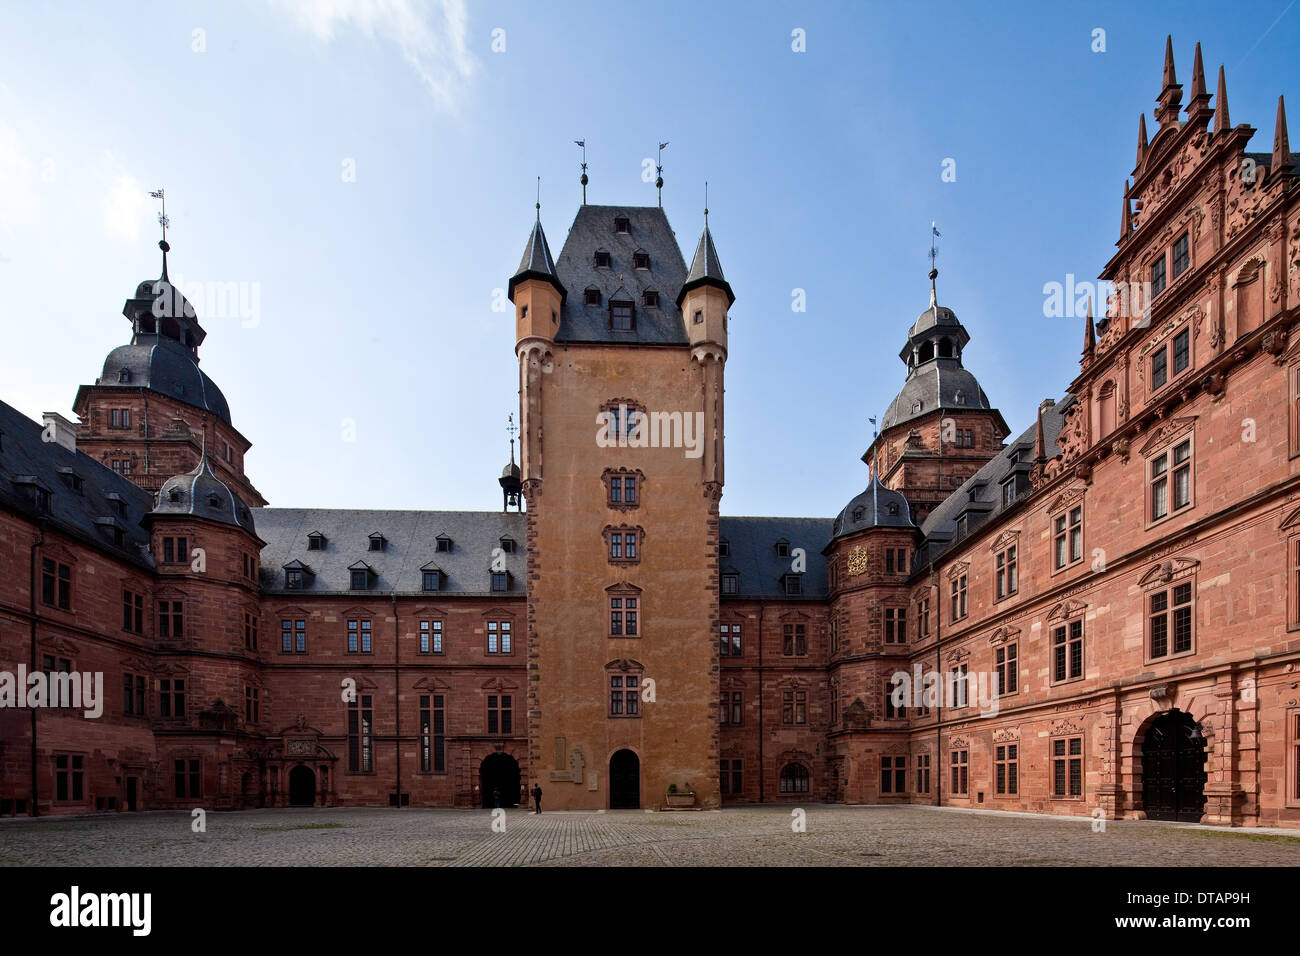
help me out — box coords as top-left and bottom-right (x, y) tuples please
(288, 765), (316, 807)
(609, 749), (640, 809)
(480, 753), (520, 808)
(1140, 710), (1207, 822)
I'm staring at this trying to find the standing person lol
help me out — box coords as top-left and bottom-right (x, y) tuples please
(531, 782), (543, 814)
(492, 787), (500, 809)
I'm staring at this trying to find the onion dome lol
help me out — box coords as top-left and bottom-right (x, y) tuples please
(830, 475), (915, 540)
(147, 455), (257, 536)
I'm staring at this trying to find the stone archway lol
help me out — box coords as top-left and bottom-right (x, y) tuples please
(288, 765), (316, 807)
(480, 752), (521, 808)
(1136, 709), (1207, 822)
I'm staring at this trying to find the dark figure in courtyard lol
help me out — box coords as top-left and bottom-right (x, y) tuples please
(492, 787), (500, 809)
(531, 783), (542, 814)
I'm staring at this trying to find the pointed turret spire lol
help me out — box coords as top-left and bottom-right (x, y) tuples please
(1156, 35), (1183, 128)
(508, 215), (566, 302)
(1083, 297), (1096, 361)
(1213, 65), (1231, 135)
(1273, 95), (1292, 177)
(1119, 180), (1133, 242)
(1136, 113), (1149, 169)
(676, 198), (735, 308)
(1187, 42), (1211, 121)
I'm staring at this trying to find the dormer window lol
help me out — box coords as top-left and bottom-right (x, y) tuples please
(911, 400), (923, 414)
(499, 537), (516, 554)
(349, 562), (374, 590)
(594, 251), (611, 269)
(307, 532), (326, 551)
(783, 573), (803, 596)
(614, 217), (630, 233)
(584, 287), (601, 306)
(887, 502), (899, 516)
(283, 560), (313, 591)
(642, 290), (659, 308)
(56, 468), (84, 494)
(286, 570), (303, 589)
(954, 390), (966, 405)
(206, 493), (222, 509)
(610, 300), (635, 331)
(106, 493), (127, 518)
(368, 532), (386, 552)
(721, 573), (739, 595)
(421, 567), (442, 591)
(775, 540), (790, 558)
(719, 538), (730, 557)
(436, 535), (453, 553)
(633, 251), (649, 269)
(491, 571), (510, 592)
(33, 486), (50, 512)
(168, 487), (183, 504)
(118, 368), (132, 383)
(852, 507), (865, 522)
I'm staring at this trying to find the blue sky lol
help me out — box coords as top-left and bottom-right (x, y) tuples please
(0, 0), (1294, 518)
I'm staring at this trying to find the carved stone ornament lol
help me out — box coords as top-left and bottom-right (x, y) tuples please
(846, 546), (869, 577)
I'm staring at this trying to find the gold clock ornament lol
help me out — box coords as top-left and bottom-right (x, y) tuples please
(846, 546), (869, 576)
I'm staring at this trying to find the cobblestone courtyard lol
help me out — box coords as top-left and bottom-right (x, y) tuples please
(3, 805), (1299, 867)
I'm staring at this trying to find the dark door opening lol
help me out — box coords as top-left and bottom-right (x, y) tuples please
(1141, 710), (1207, 822)
(609, 749), (640, 809)
(480, 753), (521, 808)
(288, 765), (316, 807)
(125, 776), (138, 812)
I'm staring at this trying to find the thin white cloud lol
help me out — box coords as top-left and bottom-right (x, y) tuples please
(270, 0), (477, 110)
(98, 159), (152, 244)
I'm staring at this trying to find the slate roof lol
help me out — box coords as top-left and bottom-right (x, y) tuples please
(553, 205), (691, 346)
(828, 477), (915, 542)
(508, 218), (565, 302)
(149, 456), (258, 537)
(914, 395), (1074, 569)
(678, 224), (735, 307)
(92, 339), (233, 425)
(0, 399), (155, 569)
(256, 508), (527, 595)
(879, 361), (995, 430)
(719, 516), (834, 600)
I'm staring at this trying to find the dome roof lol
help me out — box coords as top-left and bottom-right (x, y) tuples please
(880, 364), (992, 430)
(99, 339), (232, 425)
(151, 457), (256, 535)
(501, 459), (521, 480)
(830, 478), (915, 540)
(908, 303), (961, 338)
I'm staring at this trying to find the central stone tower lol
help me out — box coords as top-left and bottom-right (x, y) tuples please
(509, 202), (731, 809)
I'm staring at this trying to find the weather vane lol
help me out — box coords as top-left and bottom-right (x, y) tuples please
(506, 413), (517, 442)
(149, 188), (169, 244)
(656, 141), (668, 207)
(929, 221), (941, 273)
(575, 140), (588, 204)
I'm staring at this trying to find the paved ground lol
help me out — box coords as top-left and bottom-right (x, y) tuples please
(2, 804), (1298, 866)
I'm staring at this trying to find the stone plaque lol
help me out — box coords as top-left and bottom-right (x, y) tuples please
(287, 738), (315, 756)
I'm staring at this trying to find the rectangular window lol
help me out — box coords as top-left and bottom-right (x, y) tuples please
(348, 695), (373, 772)
(347, 619), (372, 653)
(158, 600), (184, 638)
(486, 620), (511, 653)
(420, 696), (433, 772)
(949, 663), (969, 707)
(1150, 437), (1193, 521)
(719, 759), (743, 796)
(54, 754), (85, 802)
(422, 570), (440, 591)
(950, 574), (967, 620)
(782, 623), (807, 656)
(610, 300), (634, 331)
(243, 612), (258, 651)
(719, 623), (742, 657)
(916, 753), (931, 794)
(884, 687), (906, 720)
(280, 619), (306, 653)
(950, 750), (969, 795)
(162, 536), (188, 564)
(782, 689), (807, 725)
(1149, 582), (1194, 659)
(1053, 506), (1083, 570)
(1151, 256), (1167, 298)
(419, 620), (443, 654)
(1152, 347), (1168, 390)
(917, 597), (930, 639)
(1053, 736), (1083, 797)
(122, 589), (144, 633)
(721, 574), (738, 595)
(995, 545), (1018, 600)
(491, 571), (509, 592)
(995, 744), (1019, 795)
(159, 678), (185, 718)
(884, 607), (907, 644)
(1052, 619), (1084, 682)
(122, 674), (146, 716)
(1173, 328), (1190, 374)
(41, 559), (71, 610)
(488, 694), (514, 733)
(244, 686), (260, 724)
(1172, 231), (1190, 278)
(995, 643), (1018, 695)
(881, 755), (907, 794)
(173, 758), (201, 799)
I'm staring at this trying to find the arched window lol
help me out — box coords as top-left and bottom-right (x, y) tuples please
(919, 341), (935, 363)
(118, 368), (132, 383)
(779, 762), (810, 794)
(938, 337), (953, 358)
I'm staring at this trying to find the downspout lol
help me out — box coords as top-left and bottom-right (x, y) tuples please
(29, 523), (45, 816)
(392, 590), (401, 807)
(757, 598), (766, 803)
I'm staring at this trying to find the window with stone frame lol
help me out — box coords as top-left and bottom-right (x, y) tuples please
(884, 685), (906, 720)
(122, 673), (146, 716)
(719, 622), (742, 657)
(949, 570), (968, 621)
(884, 607), (907, 644)
(916, 753), (931, 794)
(916, 595), (931, 639)
(1147, 581), (1195, 662)
(607, 662), (642, 718)
(487, 693), (513, 733)
(1149, 325), (1190, 392)
(1288, 515), (1300, 632)
(995, 743), (1019, 795)
(41, 557), (72, 610)
(347, 695), (373, 772)
(782, 622), (807, 656)
(949, 663), (969, 707)
(1053, 502), (1084, 571)
(781, 688), (807, 725)
(158, 599), (184, 639)
(950, 748), (969, 795)
(173, 758), (201, 799)
(122, 588), (144, 634)
(1051, 735), (1083, 798)
(243, 611), (258, 651)
(158, 677), (185, 718)
(1172, 230), (1190, 278)
(881, 755), (907, 794)
(602, 467), (643, 509)
(244, 685), (260, 724)
(161, 536), (189, 564)
(779, 762), (810, 794)
(995, 642), (1018, 696)
(607, 586), (640, 638)
(1148, 434), (1193, 523)
(1051, 618), (1084, 684)
(417, 619), (443, 654)
(604, 525), (643, 565)
(994, 543), (1018, 601)
(420, 694), (446, 772)
(486, 618), (513, 653)
(719, 690), (742, 726)
(720, 758), (743, 796)
(1291, 711), (1300, 805)
(1150, 254), (1167, 298)
(281, 618), (306, 654)
(346, 617), (372, 654)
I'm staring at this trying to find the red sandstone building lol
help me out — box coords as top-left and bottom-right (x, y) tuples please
(1, 39), (1298, 826)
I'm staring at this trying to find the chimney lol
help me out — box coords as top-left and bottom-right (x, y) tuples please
(41, 412), (78, 453)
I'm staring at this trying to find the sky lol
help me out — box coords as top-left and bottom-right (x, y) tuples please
(0, 0), (1295, 519)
